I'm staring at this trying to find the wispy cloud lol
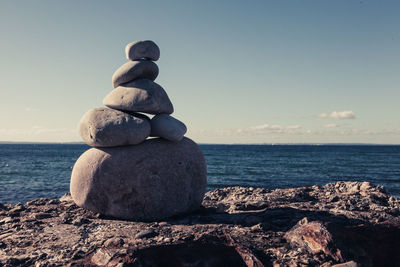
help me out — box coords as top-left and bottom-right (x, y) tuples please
(0, 126), (74, 135)
(324, 123), (339, 128)
(0, 126), (78, 142)
(25, 107), (40, 112)
(310, 128), (400, 136)
(187, 125), (400, 142)
(238, 124), (303, 135)
(318, 111), (355, 119)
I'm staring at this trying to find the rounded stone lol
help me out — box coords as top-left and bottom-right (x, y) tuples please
(78, 108), (150, 147)
(70, 137), (207, 221)
(125, 40), (160, 61)
(103, 79), (174, 115)
(112, 60), (159, 88)
(150, 114), (187, 142)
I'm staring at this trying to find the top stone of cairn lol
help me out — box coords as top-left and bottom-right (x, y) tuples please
(125, 40), (160, 61)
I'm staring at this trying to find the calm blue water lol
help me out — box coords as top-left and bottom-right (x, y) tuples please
(0, 144), (399, 204)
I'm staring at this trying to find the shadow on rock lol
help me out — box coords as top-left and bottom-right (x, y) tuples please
(166, 206), (400, 266)
(328, 221), (400, 267)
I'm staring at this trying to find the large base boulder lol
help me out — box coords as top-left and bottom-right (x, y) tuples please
(70, 137), (207, 221)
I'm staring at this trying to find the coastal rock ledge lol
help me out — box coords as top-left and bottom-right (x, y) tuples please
(1, 181), (400, 267)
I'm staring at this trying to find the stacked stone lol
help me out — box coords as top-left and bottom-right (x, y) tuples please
(79, 40), (186, 147)
(70, 40), (207, 221)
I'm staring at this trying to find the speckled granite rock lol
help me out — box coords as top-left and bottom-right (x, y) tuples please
(125, 40), (160, 61)
(103, 78), (174, 115)
(111, 60), (159, 88)
(1, 181), (399, 266)
(70, 137), (207, 221)
(78, 108), (150, 147)
(150, 114), (187, 141)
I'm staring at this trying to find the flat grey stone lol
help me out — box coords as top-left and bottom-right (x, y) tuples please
(103, 79), (174, 115)
(125, 40), (160, 61)
(150, 114), (187, 142)
(70, 137), (207, 221)
(135, 229), (158, 239)
(112, 60), (158, 88)
(78, 108), (150, 147)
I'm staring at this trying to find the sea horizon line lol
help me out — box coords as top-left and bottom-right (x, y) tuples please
(0, 141), (399, 146)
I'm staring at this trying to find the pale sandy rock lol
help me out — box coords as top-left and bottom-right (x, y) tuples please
(70, 137), (207, 220)
(103, 79), (174, 115)
(150, 114), (187, 142)
(125, 40), (160, 61)
(78, 108), (150, 147)
(112, 60), (159, 88)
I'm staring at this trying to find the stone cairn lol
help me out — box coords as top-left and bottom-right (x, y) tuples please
(70, 40), (207, 221)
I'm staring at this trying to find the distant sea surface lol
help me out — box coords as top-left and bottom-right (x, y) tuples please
(0, 144), (399, 204)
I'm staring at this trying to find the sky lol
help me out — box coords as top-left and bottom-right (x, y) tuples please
(0, 1), (399, 144)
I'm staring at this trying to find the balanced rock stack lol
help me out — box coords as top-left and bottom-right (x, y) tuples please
(70, 40), (207, 221)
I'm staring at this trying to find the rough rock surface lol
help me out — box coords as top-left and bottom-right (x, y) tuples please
(70, 137), (207, 220)
(111, 60), (159, 88)
(150, 114), (187, 142)
(103, 79), (174, 115)
(1, 181), (400, 267)
(125, 40), (160, 61)
(78, 108), (150, 147)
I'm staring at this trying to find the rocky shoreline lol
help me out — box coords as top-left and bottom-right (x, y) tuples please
(1, 181), (400, 267)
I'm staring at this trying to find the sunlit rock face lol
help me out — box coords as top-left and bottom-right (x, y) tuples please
(71, 137), (207, 220)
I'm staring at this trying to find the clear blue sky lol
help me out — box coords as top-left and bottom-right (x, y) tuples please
(0, 1), (399, 144)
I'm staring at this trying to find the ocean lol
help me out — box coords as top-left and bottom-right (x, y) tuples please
(0, 144), (399, 204)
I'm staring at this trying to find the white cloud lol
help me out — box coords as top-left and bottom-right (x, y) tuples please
(25, 107), (40, 112)
(310, 127), (400, 136)
(318, 111), (355, 119)
(0, 126), (74, 135)
(188, 124), (400, 142)
(249, 124), (271, 131)
(233, 124), (400, 138)
(287, 125), (302, 129)
(0, 126), (78, 142)
(240, 124), (303, 135)
(324, 123), (339, 128)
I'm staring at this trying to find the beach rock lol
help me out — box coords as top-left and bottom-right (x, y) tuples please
(103, 237), (124, 247)
(78, 108), (150, 147)
(91, 248), (117, 266)
(284, 217), (343, 262)
(1, 181), (400, 266)
(103, 79), (174, 115)
(70, 137), (207, 220)
(150, 114), (187, 142)
(125, 40), (160, 61)
(135, 229), (158, 239)
(112, 60), (159, 88)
